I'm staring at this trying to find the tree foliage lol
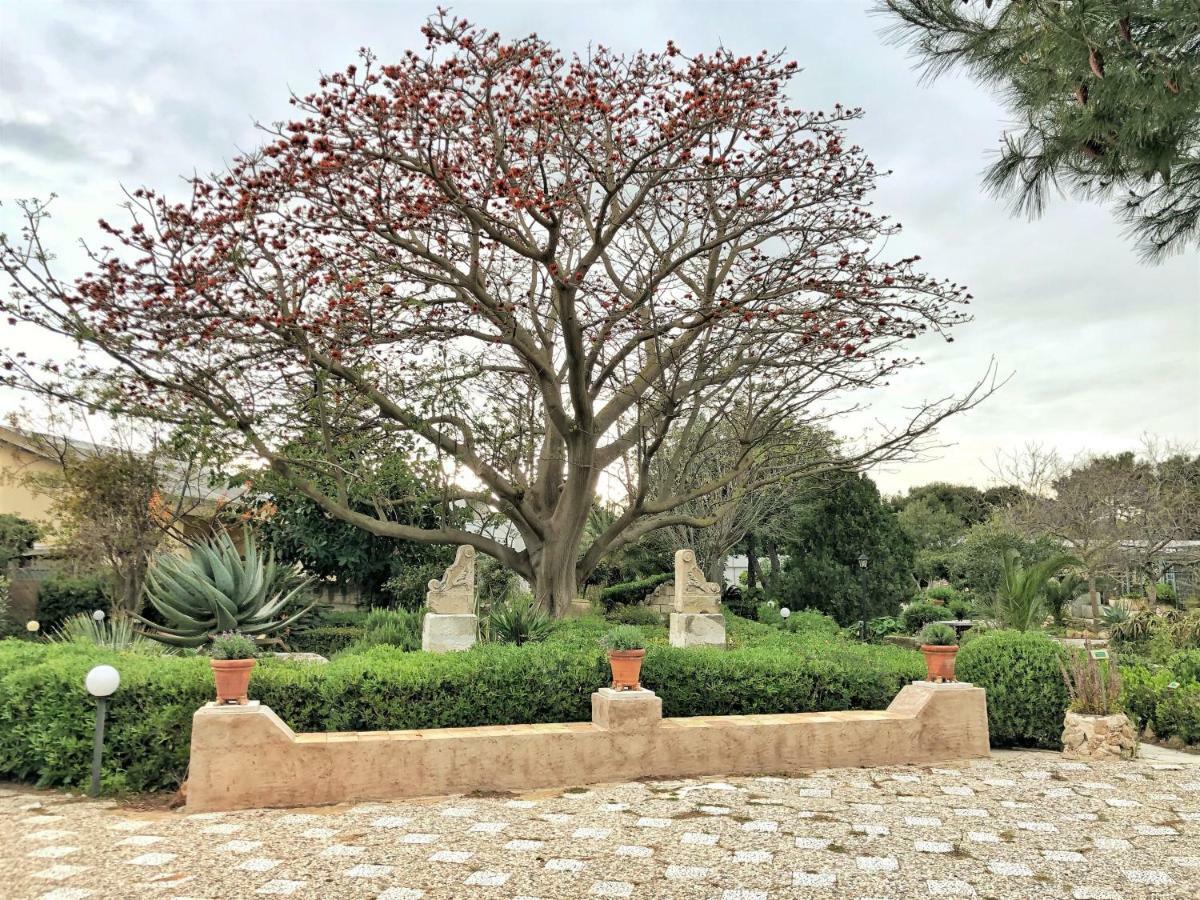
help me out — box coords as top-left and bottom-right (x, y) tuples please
(1, 14), (988, 613)
(0, 514), (39, 569)
(769, 474), (916, 624)
(883, 0), (1200, 259)
(238, 439), (456, 605)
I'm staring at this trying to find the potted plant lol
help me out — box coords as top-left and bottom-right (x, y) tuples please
(210, 631), (258, 704)
(603, 625), (647, 691)
(918, 622), (959, 682)
(1060, 645), (1136, 760)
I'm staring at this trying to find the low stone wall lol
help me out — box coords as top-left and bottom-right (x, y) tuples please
(186, 682), (989, 812)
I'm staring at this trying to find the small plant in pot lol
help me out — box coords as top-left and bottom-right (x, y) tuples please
(918, 622), (959, 682)
(1060, 645), (1136, 760)
(603, 625), (647, 691)
(209, 631), (258, 705)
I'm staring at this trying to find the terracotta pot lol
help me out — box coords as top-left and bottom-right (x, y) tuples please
(921, 645), (958, 682)
(607, 649), (646, 691)
(211, 658), (256, 704)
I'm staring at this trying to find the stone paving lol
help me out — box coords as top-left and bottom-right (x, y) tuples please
(1, 751), (1198, 899)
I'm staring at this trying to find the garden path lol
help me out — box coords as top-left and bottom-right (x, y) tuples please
(1, 751), (1197, 899)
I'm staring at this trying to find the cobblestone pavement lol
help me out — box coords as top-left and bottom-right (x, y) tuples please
(2, 752), (1198, 899)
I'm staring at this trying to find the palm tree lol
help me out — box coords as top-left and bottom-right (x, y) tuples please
(980, 551), (1079, 632)
(1043, 571), (1086, 626)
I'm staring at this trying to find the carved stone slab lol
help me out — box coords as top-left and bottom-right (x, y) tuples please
(673, 549), (721, 614)
(426, 545), (476, 615)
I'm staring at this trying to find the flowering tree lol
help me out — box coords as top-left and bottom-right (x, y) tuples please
(2, 14), (989, 614)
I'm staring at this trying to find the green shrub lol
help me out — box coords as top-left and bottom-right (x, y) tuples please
(606, 604), (662, 626)
(956, 630), (1068, 749)
(381, 562), (446, 612)
(859, 615), (902, 642)
(0, 576), (13, 638)
(1157, 582), (1179, 606)
(598, 574), (672, 610)
(925, 585), (961, 604)
(352, 608), (422, 651)
(782, 608), (841, 637)
(1165, 648), (1200, 683)
(36, 574), (111, 629)
(900, 602), (945, 634)
(287, 625), (364, 656)
(1153, 682), (1200, 744)
(0, 614), (925, 793)
(948, 597), (973, 620)
(756, 601), (783, 627)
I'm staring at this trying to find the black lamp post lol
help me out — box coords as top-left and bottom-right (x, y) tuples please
(857, 553), (869, 641)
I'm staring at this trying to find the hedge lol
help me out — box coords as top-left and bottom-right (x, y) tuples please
(0, 614), (923, 794)
(956, 630), (1068, 749)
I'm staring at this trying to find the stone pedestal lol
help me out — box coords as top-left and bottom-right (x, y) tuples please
(421, 613), (477, 652)
(1062, 711), (1137, 761)
(669, 612), (726, 648)
(591, 688), (662, 732)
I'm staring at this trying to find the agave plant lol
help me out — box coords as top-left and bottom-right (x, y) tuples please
(49, 611), (173, 654)
(135, 529), (315, 647)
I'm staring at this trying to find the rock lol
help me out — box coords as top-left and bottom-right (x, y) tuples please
(1061, 711), (1137, 761)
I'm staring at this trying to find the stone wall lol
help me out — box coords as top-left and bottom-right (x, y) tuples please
(186, 682), (990, 812)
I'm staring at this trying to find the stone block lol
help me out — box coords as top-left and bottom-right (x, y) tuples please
(591, 688), (662, 732)
(669, 612), (725, 648)
(421, 613), (477, 652)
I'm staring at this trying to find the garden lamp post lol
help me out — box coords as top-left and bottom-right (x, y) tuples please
(857, 554), (869, 641)
(85, 665), (120, 798)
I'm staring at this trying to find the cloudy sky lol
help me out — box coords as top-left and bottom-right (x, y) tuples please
(1, 0), (1197, 496)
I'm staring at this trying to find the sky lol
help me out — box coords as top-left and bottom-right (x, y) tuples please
(1, 0), (1197, 497)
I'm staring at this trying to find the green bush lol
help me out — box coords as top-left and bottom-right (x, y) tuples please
(287, 625), (364, 656)
(756, 601), (783, 627)
(948, 597), (973, 620)
(900, 602), (945, 634)
(0, 614), (925, 793)
(1165, 648), (1200, 683)
(925, 585), (961, 604)
(956, 630), (1068, 749)
(1157, 582), (1179, 606)
(1122, 663), (1200, 745)
(0, 576), (13, 638)
(488, 595), (552, 646)
(606, 604), (662, 626)
(36, 574), (111, 629)
(782, 608), (842, 637)
(597, 574), (672, 610)
(352, 608), (422, 651)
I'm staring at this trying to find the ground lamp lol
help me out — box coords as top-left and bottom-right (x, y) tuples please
(857, 553), (869, 641)
(85, 664), (120, 797)
(780, 607), (791, 622)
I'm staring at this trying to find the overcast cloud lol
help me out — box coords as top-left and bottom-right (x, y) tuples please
(1, 0), (1197, 495)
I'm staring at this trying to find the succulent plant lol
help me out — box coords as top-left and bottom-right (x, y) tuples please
(135, 529), (314, 647)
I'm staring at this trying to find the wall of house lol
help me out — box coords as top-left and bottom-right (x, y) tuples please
(0, 442), (58, 524)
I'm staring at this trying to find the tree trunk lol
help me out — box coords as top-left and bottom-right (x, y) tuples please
(532, 552), (579, 619)
(705, 552), (725, 586)
(746, 532), (758, 589)
(766, 540), (781, 591)
(1087, 573), (1100, 623)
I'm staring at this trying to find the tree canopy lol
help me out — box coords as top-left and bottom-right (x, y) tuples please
(769, 473), (916, 624)
(883, 0), (1200, 259)
(1, 13), (988, 613)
